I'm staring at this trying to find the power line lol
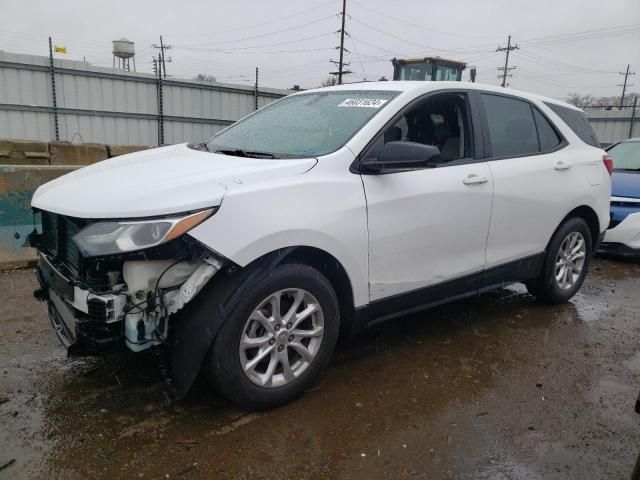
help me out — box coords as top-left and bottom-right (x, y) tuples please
(350, 35), (401, 56)
(175, 15), (336, 47)
(520, 27), (640, 48)
(514, 50), (618, 74)
(349, 0), (501, 40)
(518, 23), (640, 46)
(618, 64), (636, 109)
(464, 51), (501, 64)
(516, 68), (617, 89)
(166, 0), (336, 38)
(349, 16), (494, 55)
(174, 33), (336, 52)
(346, 20), (368, 78)
(496, 35), (518, 87)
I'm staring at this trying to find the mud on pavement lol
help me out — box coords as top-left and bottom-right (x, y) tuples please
(1, 258), (639, 479)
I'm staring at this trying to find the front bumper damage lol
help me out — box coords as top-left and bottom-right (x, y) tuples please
(35, 250), (223, 356)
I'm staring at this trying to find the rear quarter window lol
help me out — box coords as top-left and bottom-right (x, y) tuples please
(544, 103), (600, 147)
(532, 108), (562, 152)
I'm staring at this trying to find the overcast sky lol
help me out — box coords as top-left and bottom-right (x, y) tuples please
(1, 0), (638, 99)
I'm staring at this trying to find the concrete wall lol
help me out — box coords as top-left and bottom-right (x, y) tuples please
(0, 139), (152, 269)
(0, 50), (288, 146)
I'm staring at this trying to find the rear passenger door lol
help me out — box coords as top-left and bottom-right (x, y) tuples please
(479, 92), (576, 269)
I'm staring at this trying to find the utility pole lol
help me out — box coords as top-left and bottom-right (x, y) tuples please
(152, 36), (171, 78)
(330, 0), (351, 84)
(48, 36), (60, 141)
(496, 35), (518, 88)
(629, 95), (638, 139)
(338, 0), (347, 84)
(254, 67), (259, 111)
(151, 56), (164, 146)
(618, 64), (635, 110)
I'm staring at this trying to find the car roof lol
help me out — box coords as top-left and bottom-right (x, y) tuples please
(301, 81), (582, 112)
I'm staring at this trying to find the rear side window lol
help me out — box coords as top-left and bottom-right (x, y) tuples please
(544, 103), (600, 147)
(481, 94), (539, 157)
(532, 108), (562, 151)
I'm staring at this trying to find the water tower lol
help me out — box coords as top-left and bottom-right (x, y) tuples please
(112, 38), (136, 71)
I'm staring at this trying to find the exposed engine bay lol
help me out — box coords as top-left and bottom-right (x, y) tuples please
(30, 209), (224, 356)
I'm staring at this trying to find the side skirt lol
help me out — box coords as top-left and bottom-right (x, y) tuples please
(351, 252), (545, 334)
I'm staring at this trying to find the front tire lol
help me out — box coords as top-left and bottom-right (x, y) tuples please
(526, 217), (592, 304)
(204, 263), (340, 410)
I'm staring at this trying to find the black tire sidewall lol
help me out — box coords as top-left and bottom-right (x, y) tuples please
(206, 263), (340, 410)
(540, 217), (592, 303)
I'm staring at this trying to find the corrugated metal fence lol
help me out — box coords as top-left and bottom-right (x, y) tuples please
(0, 51), (289, 146)
(585, 102), (639, 146)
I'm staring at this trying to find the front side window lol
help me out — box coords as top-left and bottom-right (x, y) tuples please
(380, 93), (472, 163)
(481, 94), (539, 158)
(205, 90), (400, 158)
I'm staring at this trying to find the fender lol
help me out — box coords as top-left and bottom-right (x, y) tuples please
(170, 248), (294, 398)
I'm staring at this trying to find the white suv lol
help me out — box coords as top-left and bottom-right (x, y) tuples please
(31, 82), (611, 409)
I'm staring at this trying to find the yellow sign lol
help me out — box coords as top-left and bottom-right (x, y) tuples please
(54, 45), (66, 54)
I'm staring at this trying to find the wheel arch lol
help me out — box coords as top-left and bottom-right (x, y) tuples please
(277, 246), (356, 339)
(170, 245), (359, 398)
(561, 205), (600, 252)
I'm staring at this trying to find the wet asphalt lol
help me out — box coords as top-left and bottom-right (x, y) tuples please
(1, 258), (639, 479)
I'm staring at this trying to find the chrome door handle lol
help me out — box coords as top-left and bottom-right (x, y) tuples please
(555, 161), (572, 171)
(463, 174), (489, 185)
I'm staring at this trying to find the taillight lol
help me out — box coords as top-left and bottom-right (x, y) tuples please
(603, 154), (613, 175)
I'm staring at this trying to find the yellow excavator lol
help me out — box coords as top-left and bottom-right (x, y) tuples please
(391, 56), (474, 82)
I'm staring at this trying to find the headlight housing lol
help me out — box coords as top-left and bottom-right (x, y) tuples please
(73, 208), (216, 257)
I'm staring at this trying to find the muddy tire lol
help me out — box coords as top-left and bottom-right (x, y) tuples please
(203, 263), (339, 410)
(526, 217), (592, 304)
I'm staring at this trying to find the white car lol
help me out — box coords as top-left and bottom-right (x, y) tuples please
(31, 81), (611, 409)
(599, 137), (640, 257)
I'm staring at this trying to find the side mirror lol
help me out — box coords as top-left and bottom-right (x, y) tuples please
(363, 141), (441, 173)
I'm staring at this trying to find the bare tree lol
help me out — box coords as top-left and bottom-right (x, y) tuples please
(195, 73), (217, 83)
(568, 92), (639, 108)
(567, 93), (596, 108)
(320, 76), (338, 87)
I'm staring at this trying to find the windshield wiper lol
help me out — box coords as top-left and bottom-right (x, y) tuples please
(213, 148), (276, 159)
(614, 168), (640, 172)
(190, 141), (210, 152)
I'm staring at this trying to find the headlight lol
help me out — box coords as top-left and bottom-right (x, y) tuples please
(73, 208), (216, 257)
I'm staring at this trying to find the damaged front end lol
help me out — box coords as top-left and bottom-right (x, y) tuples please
(31, 208), (223, 357)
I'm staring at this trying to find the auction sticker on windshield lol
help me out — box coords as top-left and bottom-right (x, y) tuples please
(338, 98), (388, 108)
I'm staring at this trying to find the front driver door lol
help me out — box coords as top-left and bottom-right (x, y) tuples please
(359, 92), (494, 303)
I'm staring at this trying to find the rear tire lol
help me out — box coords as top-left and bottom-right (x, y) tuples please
(526, 217), (592, 304)
(204, 263), (340, 410)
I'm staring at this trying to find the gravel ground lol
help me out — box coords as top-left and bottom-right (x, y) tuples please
(1, 258), (639, 479)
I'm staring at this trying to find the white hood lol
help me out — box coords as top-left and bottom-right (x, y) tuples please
(31, 144), (317, 218)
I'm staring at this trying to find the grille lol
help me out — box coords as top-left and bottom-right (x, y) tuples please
(87, 298), (108, 322)
(40, 211), (86, 274)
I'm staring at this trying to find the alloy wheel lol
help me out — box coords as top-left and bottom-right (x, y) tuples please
(239, 289), (325, 388)
(554, 231), (587, 290)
